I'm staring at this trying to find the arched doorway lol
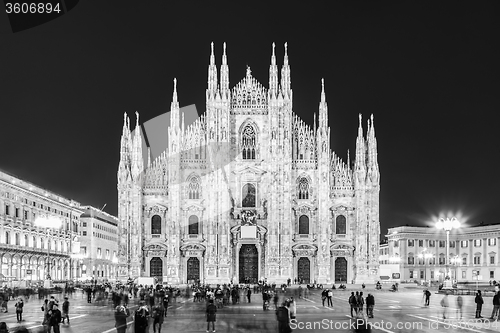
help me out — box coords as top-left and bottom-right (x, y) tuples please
(239, 244), (258, 283)
(335, 257), (348, 283)
(150, 257), (163, 278)
(187, 257), (200, 283)
(297, 257), (310, 284)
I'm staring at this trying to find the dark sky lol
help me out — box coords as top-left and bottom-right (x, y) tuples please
(1, 1), (499, 237)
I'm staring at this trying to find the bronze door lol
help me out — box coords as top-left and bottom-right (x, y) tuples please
(150, 257), (163, 278)
(297, 257), (310, 284)
(187, 257), (200, 283)
(335, 257), (348, 282)
(239, 244), (258, 283)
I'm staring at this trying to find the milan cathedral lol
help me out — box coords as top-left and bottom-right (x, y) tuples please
(117, 43), (380, 285)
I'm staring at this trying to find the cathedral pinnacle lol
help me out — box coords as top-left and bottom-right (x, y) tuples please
(321, 78), (325, 103)
(284, 42), (288, 65)
(172, 78), (178, 104)
(246, 66), (251, 77)
(210, 42), (215, 64)
(135, 111), (139, 128)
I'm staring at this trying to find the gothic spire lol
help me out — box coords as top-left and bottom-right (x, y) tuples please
(367, 114), (379, 181)
(131, 111), (144, 180)
(170, 78), (179, 128)
(269, 42), (278, 99)
(207, 42), (217, 98)
(280, 42), (291, 98)
(318, 78), (328, 132)
(220, 42), (229, 98)
(355, 114), (366, 173)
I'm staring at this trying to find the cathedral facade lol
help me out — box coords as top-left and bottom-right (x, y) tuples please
(117, 43), (380, 285)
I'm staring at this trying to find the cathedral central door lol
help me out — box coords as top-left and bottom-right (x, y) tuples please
(187, 257), (200, 283)
(150, 257), (163, 278)
(297, 257), (310, 284)
(239, 244), (258, 283)
(335, 257), (347, 282)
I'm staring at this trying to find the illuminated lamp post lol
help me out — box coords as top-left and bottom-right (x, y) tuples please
(418, 248), (434, 286)
(436, 217), (460, 280)
(34, 215), (62, 287)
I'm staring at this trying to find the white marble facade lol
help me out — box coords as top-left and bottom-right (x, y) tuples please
(117, 43), (380, 285)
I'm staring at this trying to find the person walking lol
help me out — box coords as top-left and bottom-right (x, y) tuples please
(151, 303), (165, 333)
(134, 301), (150, 333)
(276, 301), (291, 333)
(349, 292), (357, 317)
(14, 297), (23, 322)
(206, 299), (217, 333)
(440, 292), (449, 319)
(86, 286), (92, 303)
(61, 296), (70, 325)
(49, 303), (62, 333)
(289, 297), (296, 321)
(162, 294), (169, 317)
(456, 295), (463, 320)
(366, 293), (375, 318)
(114, 303), (130, 333)
(327, 289), (333, 307)
(490, 291), (500, 320)
(475, 290), (484, 318)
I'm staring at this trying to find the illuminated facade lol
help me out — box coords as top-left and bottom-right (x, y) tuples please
(0, 170), (82, 282)
(117, 43), (381, 284)
(386, 224), (500, 283)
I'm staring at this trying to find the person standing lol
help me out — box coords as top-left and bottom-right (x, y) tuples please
(475, 290), (484, 318)
(114, 303), (130, 333)
(490, 291), (500, 320)
(206, 299), (217, 333)
(366, 294), (375, 318)
(14, 297), (23, 322)
(49, 303), (62, 333)
(321, 289), (328, 306)
(440, 292), (449, 319)
(61, 297), (70, 325)
(247, 288), (252, 303)
(424, 289), (431, 306)
(327, 289), (333, 307)
(357, 292), (365, 314)
(349, 292), (357, 317)
(86, 286), (92, 303)
(456, 295), (463, 320)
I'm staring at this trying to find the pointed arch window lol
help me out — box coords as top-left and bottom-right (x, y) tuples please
(188, 176), (200, 199)
(335, 215), (347, 234)
(299, 215), (309, 234)
(297, 177), (310, 199)
(15, 233), (20, 246)
(188, 215), (199, 235)
(241, 125), (256, 160)
(242, 183), (256, 207)
(5, 231), (10, 245)
(151, 215), (161, 234)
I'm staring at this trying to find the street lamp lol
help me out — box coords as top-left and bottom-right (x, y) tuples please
(34, 215), (62, 286)
(418, 248), (434, 286)
(436, 217), (460, 280)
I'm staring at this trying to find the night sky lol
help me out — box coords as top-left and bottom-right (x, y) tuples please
(1, 2), (499, 237)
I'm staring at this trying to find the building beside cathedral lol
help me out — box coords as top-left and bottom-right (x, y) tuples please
(117, 43), (380, 284)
